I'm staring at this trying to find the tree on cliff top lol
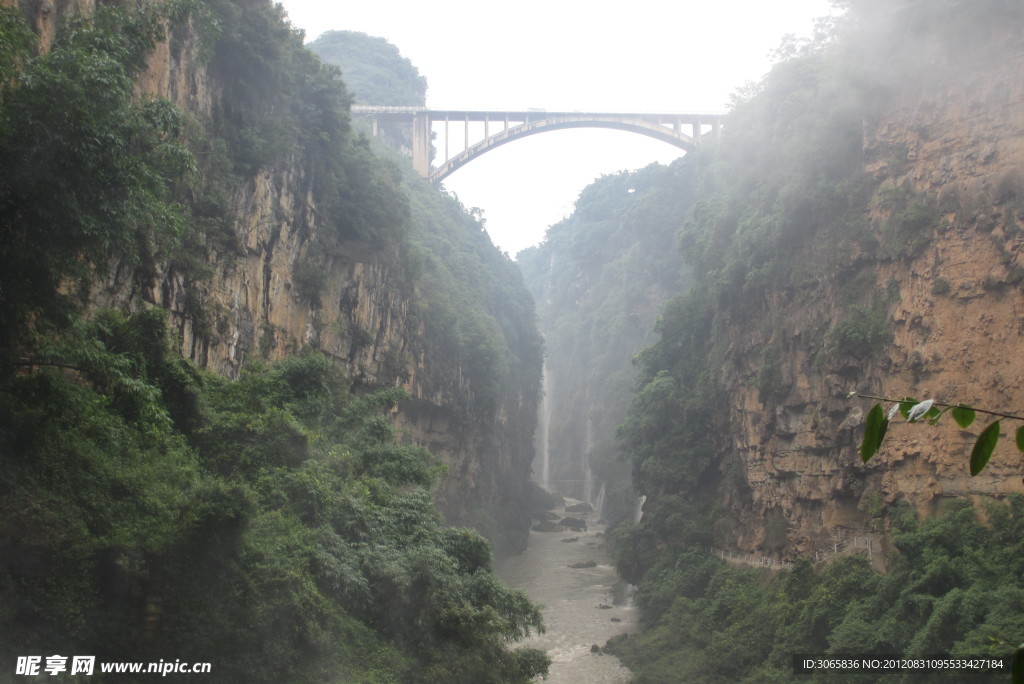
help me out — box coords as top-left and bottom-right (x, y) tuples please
(307, 30), (427, 106)
(0, 4), (191, 365)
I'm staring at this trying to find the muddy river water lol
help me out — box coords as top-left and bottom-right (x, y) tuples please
(495, 502), (637, 682)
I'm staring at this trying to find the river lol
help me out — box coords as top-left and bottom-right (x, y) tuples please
(496, 500), (637, 683)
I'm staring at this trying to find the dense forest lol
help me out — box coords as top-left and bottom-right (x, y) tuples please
(0, 1), (547, 681)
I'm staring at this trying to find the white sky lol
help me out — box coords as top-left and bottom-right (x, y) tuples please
(277, 0), (835, 256)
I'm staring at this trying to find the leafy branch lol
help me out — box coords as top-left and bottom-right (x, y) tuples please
(852, 393), (1024, 475)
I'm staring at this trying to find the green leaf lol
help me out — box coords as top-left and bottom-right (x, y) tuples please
(1013, 643), (1024, 684)
(969, 421), (1000, 476)
(951, 405), (976, 429)
(1016, 425), (1024, 454)
(861, 404), (888, 463)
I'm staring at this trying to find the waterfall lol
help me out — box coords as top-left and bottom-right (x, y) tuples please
(593, 483), (607, 521)
(533, 255), (555, 494)
(582, 452), (593, 505)
(535, 363), (551, 491)
(581, 416), (595, 504)
(633, 495), (646, 524)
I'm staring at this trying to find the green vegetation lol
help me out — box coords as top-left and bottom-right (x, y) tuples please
(517, 164), (694, 524)
(611, 497), (1024, 683)
(0, 0), (410, 349)
(857, 394), (1024, 476)
(1, 310), (548, 682)
(307, 30), (426, 154)
(307, 31), (544, 424)
(617, 290), (721, 502)
(309, 33), (543, 550)
(0, 3), (192, 362)
(202, 0), (410, 249)
(0, 2), (547, 681)
(600, 0), (1024, 680)
(402, 172), (543, 425)
(307, 31), (427, 106)
(614, 0), (1024, 534)
(831, 305), (893, 358)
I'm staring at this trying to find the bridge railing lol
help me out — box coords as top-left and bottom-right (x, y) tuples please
(350, 105), (426, 114)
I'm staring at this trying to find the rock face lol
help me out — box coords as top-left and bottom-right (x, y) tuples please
(715, 30), (1024, 557)
(25, 0), (539, 554)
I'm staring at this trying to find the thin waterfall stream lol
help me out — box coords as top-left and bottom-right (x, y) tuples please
(496, 499), (637, 682)
(535, 365), (552, 490)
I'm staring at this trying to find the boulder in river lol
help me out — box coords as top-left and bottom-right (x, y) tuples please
(568, 560), (597, 568)
(559, 516), (587, 532)
(565, 502), (593, 513)
(531, 520), (564, 532)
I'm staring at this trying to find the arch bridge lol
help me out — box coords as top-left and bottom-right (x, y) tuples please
(351, 106), (724, 183)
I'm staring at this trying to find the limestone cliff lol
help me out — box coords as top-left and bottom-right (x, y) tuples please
(19, 0), (540, 553)
(707, 20), (1024, 558)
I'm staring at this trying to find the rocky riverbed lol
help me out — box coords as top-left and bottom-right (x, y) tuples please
(496, 500), (637, 682)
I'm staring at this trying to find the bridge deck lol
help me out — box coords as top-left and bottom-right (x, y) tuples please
(350, 106), (726, 181)
(351, 105), (724, 124)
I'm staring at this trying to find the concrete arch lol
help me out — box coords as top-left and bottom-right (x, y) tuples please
(349, 107), (724, 182)
(428, 116), (699, 184)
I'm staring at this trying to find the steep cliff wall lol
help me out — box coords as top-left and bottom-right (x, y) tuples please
(575, 5), (1024, 680)
(20, 0), (540, 553)
(689, 14), (1024, 557)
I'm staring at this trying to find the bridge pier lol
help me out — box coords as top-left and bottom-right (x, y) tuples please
(412, 111), (431, 178)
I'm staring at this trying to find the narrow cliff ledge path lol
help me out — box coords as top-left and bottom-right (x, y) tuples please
(496, 499), (637, 682)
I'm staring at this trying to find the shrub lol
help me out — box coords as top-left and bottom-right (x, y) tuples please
(831, 306), (892, 358)
(931, 277), (951, 295)
(292, 260), (327, 306)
